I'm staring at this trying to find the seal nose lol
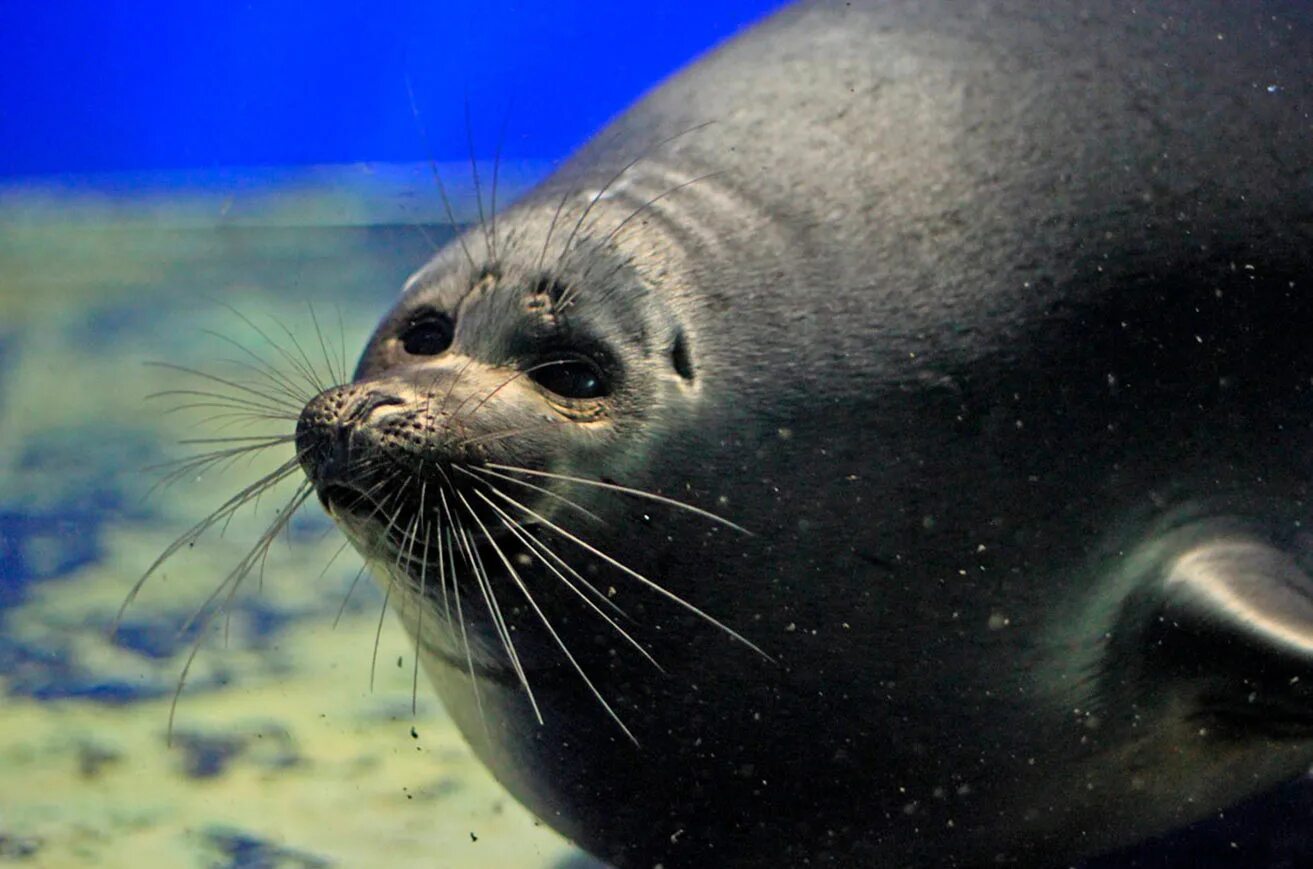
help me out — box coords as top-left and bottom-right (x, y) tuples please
(343, 390), (405, 424)
(295, 387), (404, 485)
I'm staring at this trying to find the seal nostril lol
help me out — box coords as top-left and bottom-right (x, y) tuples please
(344, 391), (405, 424)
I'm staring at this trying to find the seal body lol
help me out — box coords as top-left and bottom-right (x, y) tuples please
(295, 1), (1313, 865)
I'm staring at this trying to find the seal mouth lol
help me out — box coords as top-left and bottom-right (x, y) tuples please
(317, 482), (378, 518)
(314, 469), (527, 571)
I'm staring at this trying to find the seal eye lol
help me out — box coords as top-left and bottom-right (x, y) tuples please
(399, 311), (454, 356)
(531, 357), (609, 399)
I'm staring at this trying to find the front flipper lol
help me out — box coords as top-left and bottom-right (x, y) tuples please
(1142, 532), (1313, 735)
(1165, 537), (1313, 661)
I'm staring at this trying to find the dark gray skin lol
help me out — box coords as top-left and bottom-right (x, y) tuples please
(295, 1), (1313, 865)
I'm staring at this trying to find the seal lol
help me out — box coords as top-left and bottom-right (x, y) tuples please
(291, 0), (1313, 865)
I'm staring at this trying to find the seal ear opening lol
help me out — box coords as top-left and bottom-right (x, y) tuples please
(671, 329), (695, 382)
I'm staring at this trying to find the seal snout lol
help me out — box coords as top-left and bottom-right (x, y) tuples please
(295, 385), (404, 497)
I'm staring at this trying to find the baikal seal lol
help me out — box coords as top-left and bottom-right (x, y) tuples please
(290, 0), (1313, 865)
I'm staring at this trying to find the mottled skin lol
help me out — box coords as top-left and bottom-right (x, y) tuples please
(296, 1), (1313, 865)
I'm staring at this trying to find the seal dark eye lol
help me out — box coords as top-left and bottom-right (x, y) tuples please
(531, 356), (609, 399)
(399, 311), (454, 356)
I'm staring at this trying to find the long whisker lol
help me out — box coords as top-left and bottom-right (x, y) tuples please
(485, 486), (771, 661)
(554, 120), (715, 272)
(449, 500), (542, 724)
(370, 497), (411, 692)
(451, 360), (574, 423)
(454, 422), (568, 450)
(481, 492), (658, 670)
(489, 100), (513, 265)
(148, 392), (299, 420)
(174, 481), (314, 640)
(333, 561), (371, 629)
(485, 463), (751, 535)
(113, 455), (305, 633)
(562, 170), (724, 308)
(335, 304), (349, 392)
(464, 95), (492, 262)
(404, 74), (476, 271)
(271, 316), (331, 397)
(144, 368), (302, 416)
(200, 328), (312, 407)
(144, 438), (298, 498)
(460, 491), (638, 745)
(440, 502), (487, 732)
(216, 304), (329, 400)
(413, 518), (432, 714)
(307, 302), (343, 387)
(533, 126), (626, 273)
(458, 464), (603, 524)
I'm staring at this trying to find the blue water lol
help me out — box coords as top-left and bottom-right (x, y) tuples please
(1, 0), (785, 176)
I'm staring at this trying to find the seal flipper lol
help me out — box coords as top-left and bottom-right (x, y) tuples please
(1147, 535), (1313, 735)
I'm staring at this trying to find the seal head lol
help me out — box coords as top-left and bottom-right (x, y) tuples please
(297, 0), (1313, 865)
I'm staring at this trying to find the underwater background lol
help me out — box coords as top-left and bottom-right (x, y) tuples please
(4, 1), (1313, 866)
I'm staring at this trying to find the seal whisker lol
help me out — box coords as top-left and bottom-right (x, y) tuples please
(460, 464), (604, 524)
(485, 463), (750, 535)
(432, 355), (478, 421)
(403, 74), (476, 270)
(449, 495), (543, 724)
(369, 498), (412, 691)
(216, 304), (335, 400)
(454, 422), (571, 450)
(534, 126), (628, 273)
(190, 414), (298, 437)
(562, 171), (726, 308)
(411, 521), (432, 713)
(480, 494), (626, 621)
(463, 95), (494, 263)
(489, 101), (512, 265)
(333, 560), (371, 629)
(318, 536), (355, 585)
(449, 359), (567, 425)
(173, 434), (300, 446)
(399, 509), (427, 715)
(205, 356), (312, 409)
(369, 574), (395, 693)
(462, 492), (640, 745)
(437, 516), (451, 628)
(481, 491), (660, 672)
(535, 185), (574, 274)
(114, 456), (306, 633)
(440, 507), (487, 735)
(148, 391), (299, 418)
(334, 304), (348, 393)
(145, 435), (298, 494)
(306, 302), (344, 387)
(200, 327), (315, 406)
(167, 610), (214, 746)
(144, 370), (305, 416)
(269, 315), (333, 397)
(553, 120), (717, 274)
(451, 360), (578, 423)
(175, 480), (314, 642)
(485, 486), (771, 661)
(160, 405), (299, 427)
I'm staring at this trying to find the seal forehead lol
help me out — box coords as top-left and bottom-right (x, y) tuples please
(398, 242), (664, 354)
